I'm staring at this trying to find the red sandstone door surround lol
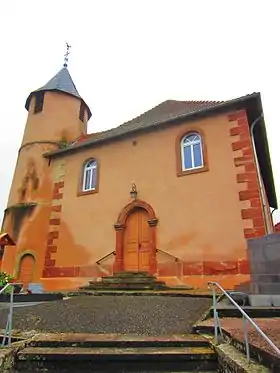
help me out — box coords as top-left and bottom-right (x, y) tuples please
(114, 200), (158, 274)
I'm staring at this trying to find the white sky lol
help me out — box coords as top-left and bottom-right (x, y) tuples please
(0, 0), (280, 224)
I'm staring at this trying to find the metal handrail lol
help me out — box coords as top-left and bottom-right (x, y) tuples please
(96, 251), (116, 276)
(156, 249), (185, 284)
(96, 251), (116, 265)
(156, 248), (182, 262)
(208, 281), (280, 362)
(0, 282), (22, 347)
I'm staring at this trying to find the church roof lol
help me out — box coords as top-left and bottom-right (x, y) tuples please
(44, 92), (277, 209)
(45, 93), (258, 152)
(25, 67), (92, 118)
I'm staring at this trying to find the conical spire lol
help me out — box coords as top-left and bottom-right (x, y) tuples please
(25, 66), (91, 119)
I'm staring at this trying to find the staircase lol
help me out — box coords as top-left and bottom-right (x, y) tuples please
(81, 271), (168, 291)
(15, 333), (217, 372)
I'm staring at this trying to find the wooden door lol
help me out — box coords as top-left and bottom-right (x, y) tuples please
(18, 254), (35, 288)
(123, 211), (139, 271)
(138, 211), (151, 272)
(123, 208), (151, 272)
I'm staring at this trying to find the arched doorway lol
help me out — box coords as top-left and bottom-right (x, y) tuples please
(18, 254), (35, 287)
(114, 200), (158, 274)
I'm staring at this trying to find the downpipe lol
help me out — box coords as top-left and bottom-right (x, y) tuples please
(250, 114), (271, 234)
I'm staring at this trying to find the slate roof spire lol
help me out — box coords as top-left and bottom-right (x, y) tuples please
(25, 44), (92, 118)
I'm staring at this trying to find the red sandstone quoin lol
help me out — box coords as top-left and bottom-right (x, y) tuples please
(0, 62), (277, 291)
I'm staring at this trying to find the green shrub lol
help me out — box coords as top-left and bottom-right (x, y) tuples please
(0, 271), (15, 293)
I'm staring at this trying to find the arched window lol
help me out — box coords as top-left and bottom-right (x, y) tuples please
(181, 132), (203, 170)
(82, 159), (97, 191)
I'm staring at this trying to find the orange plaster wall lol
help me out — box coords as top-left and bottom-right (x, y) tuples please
(6, 143), (54, 207)
(44, 111), (258, 289)
(2, 205), (52, 278)
(2, 142), (54, 280)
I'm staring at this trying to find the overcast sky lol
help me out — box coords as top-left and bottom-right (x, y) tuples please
(0, 1), (280, 223)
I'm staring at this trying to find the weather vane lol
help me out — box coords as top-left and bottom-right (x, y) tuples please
(63, 42), (71, 68)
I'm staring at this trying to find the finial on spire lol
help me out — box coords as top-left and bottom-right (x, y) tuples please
(63, 42), (71, 68)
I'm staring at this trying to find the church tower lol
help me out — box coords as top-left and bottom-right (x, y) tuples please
(1, 48), (91, 284)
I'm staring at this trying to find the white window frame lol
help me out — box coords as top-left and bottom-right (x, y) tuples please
(82, 160), (97, 191)
(181, 133), (204, 171)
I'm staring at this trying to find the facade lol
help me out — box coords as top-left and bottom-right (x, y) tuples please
(0, 64), (277, 291)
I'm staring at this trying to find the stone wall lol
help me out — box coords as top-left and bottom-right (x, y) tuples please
(247, 233), (280, 294)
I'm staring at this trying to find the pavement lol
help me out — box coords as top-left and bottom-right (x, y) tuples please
(0, 295), (211, 335)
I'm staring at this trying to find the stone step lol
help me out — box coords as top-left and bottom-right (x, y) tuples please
(113, 271), (151, 277)
(249, 294), (280, 307)
(81, 271), (168, 291)
(16, 357), (217, 373)
(14, 366), (217, 373)
(100, 276), (158, 284)
(29, 333), (209, 348)
(92, 281), (167, 288)
(207, 306), (280, 319)
(18, 346), (216, 361)
(82, 282), (167, 290)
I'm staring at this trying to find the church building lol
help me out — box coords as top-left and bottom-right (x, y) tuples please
(0, 58), (277, 291)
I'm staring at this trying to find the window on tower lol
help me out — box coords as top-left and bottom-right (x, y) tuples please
(80, 159), (99, 195)
(79, 102), (86, 122)
(34, 92), (45, 114)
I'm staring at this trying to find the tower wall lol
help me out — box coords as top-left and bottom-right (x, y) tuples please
(1, 83), (89, 285)
(22, 92), (87, 145)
